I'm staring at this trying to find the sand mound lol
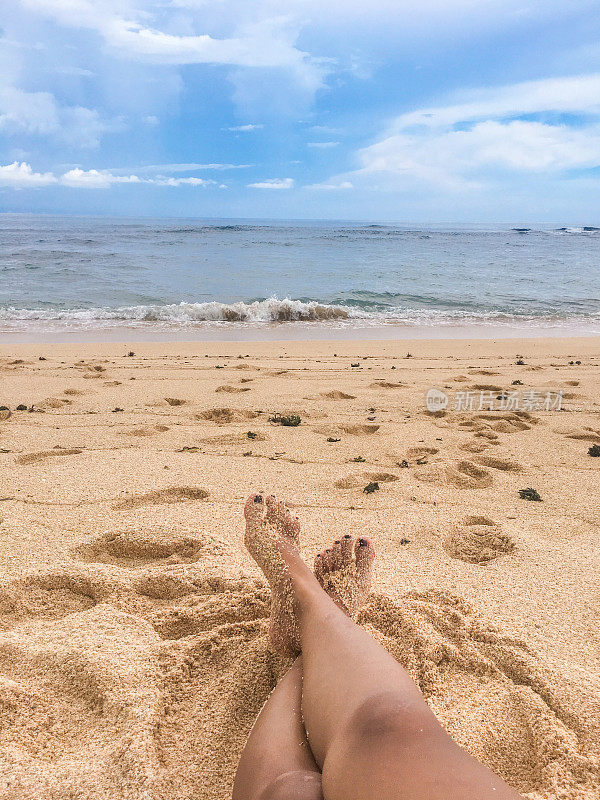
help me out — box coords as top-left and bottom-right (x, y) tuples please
(215, 385), (251, 394)
(165, 397), (186, 406)
(1, 572), (597, 800)
(321, 390), (356, 400)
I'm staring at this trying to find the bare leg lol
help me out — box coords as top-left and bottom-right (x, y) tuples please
(233, 657), (323, 800)
(245, 493), (524, 800)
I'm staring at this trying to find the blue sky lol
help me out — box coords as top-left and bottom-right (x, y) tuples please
(1, 0), (600, 221)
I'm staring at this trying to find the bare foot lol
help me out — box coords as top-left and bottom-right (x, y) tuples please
(244, 493), (302, 655)
(313, 534), (375, 617)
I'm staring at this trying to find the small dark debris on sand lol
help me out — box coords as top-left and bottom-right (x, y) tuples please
(269, 413), (301, 427)
(363, 481), (379, 494)
(519, 487), (542, 501)
(588, 444), (600, 457)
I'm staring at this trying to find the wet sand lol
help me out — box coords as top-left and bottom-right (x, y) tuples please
(0, 336), (599, 799)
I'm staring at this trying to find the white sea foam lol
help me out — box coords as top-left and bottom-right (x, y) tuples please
(0, 297), (597, 333)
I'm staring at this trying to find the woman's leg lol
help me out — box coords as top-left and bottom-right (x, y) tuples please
(244, 493), (524, 800)
(233, 657), (323, 800)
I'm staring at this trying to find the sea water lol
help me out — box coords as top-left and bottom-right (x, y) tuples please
(1, 215), (598, 340)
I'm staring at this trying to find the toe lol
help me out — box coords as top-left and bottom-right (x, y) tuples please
(354, 537), (375, 590)
(340, 534), (354, 565)
(322, 548), (334, 573)
(331, 540), (342, 570)
(244, 493), (265, 523)
(314, 553), (325, 584)
(265, 494), (278, 523)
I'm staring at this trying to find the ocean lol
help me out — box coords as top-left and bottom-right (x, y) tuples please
(1, 214), (599, 341)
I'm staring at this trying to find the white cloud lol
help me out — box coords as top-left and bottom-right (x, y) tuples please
(19, 1), (327, 89)
(327, 72), (600, 192)
(143, 115), (159, 125)
(307, 141), (339, 148)
(152, 175), (214, 186)
(60, 168), (142, 188)
(392, 73), (600, 131)
(305, 180), (353, 190)
(0, 161), (57, 187)
(0, 163), (223, 189)
(0, 85), (111, 147)
(136, 162), (252, 172)
(227, 123), (264, 131)
(247, 177), (294, 189)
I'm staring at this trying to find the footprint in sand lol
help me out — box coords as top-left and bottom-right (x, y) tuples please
(63, 388), (84, 396)
(468, 384), (504, 392)
(74, 526), (225, 568)
(459, 440), (490, 453)
(406, 446), (439, 459)
(215, 385), (251, 393)
(474, 454), (523, 472)
(199, 432), (267, 445)
(15, 448), (82, 466)
(556, 426), (600, 443)
(40, 397), (73, 409)
(417, 460), (493, 488)
(0, 409), (11, 422)
(321, 390), (356, 400)
(443, 517), (515, 563)
(112, 486), (209, 510)
(468, 369), (500, 376)
(125, 424), (170, 436)
(334, 471), (398, 489)
(369, 380), (404, 389)
(196, 408), (260, 424)
(0, 571), (100, 630)
(340, 424), (380, 435)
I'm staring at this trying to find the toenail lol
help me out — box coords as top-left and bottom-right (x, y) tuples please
(358, 538), (368, 546)
(254, 495), (262, 503)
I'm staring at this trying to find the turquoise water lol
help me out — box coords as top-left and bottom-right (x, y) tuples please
(1, 215), (599, 335)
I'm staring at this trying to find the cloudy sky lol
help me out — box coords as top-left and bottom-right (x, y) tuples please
(2, 0), (600, 221)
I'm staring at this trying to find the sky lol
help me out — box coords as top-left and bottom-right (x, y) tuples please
(1, 0), (600, 222)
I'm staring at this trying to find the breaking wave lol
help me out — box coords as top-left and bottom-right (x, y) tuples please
(0, 297), (598, 333)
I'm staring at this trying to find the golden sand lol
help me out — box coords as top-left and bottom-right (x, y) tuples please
(0, 336), (599, 799)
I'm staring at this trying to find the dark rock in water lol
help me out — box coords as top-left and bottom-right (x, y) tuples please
(583, 227), (600, 232)
(512, 228), (531, 233)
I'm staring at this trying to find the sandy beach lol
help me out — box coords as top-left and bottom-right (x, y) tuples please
(0, 334), (599, 800)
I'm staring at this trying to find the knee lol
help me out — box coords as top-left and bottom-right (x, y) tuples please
(256, 770), (323, 800)
(345, 692), (440, 749)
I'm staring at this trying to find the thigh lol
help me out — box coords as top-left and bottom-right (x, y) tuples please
(321, 694), (522, 800)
